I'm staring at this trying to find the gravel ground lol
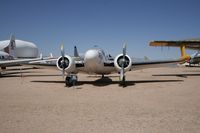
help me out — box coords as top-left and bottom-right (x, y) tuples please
(0, 66), (200, 133)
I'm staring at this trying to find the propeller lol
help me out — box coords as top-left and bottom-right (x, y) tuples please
(120, 43), (127, 85)
(60, 44), (66, 79)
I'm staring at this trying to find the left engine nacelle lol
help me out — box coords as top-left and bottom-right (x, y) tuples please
(114, 54), (132, 72)
(56, 55), (77, 73)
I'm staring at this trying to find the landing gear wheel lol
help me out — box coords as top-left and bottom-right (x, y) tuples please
(65, 75), (78, 87)
(65, 76), (71, 87)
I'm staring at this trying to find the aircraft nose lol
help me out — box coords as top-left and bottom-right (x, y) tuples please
(85, 50), (99, 61)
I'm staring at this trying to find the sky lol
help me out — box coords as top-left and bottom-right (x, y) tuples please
(0, 0), (200, 59)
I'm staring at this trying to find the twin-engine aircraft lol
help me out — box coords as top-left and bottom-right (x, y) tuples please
(31, 44), (189, 87)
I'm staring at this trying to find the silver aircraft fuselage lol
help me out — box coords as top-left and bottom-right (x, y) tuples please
(82, 49), (115, 74)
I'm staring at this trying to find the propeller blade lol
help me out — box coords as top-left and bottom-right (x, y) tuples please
(123, 43), (126, 56)
(121, 43), (127, 85)
(61, 44), (64, 59)
(122, 43), (126, 75)
(62, 68), (65, 79)
(120, 68), (124, 81)
(60, 44), (65, 79)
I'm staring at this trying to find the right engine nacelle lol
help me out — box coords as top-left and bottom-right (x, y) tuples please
(114, 54), (132, 72)
(56, 55), (78, 73)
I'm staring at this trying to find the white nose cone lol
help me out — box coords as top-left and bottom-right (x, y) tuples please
(84, 49), (100, 71)
(85, 50), (99, 61)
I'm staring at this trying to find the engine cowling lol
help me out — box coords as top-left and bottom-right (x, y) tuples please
(56, 55), (77, 73)
(114, 54), (132, 72)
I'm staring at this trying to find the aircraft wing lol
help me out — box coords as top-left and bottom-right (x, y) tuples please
(131, 52), (191, 70)
(27, 57), (85, 69)
(105, 57), (188, 71)
(150, 40), (200, 50)
(131, 59), (181, 70)
(0, 58), (42, 67)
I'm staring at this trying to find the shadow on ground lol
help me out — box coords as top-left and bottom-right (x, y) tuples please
(152, 73), (200, 78)
(0, 72), (61, 78)
(31, 77), (183, 87)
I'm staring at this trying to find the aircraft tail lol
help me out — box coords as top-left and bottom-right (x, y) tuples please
(4, 35), (16, 58)
(74, 46), (79, 57)
(49, 53), (53, 58)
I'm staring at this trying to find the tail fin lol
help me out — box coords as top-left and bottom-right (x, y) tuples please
(4, 35), (16, 58)
(74, 46), (79, 57)
(49, 53), (53, 58)
(179, 45), (191, 61)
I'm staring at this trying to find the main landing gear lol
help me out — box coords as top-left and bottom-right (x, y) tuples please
(65, 74), (78, 87)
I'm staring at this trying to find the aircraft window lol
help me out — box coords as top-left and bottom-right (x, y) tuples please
(2, 56), (4, 59)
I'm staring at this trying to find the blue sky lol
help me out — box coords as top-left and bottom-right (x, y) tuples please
(0, 0), (200, 59)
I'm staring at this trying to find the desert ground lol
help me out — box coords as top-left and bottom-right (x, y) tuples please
(0, 66), (200, 133)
